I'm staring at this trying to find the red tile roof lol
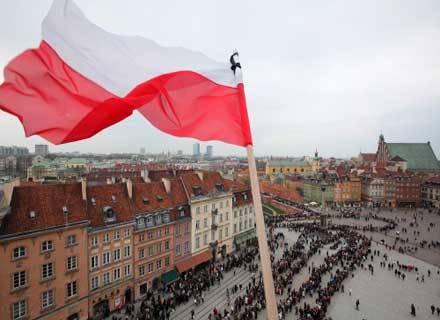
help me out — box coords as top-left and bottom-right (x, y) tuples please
(360, 153), (376, 162)
(86, 183), (134, 228)
(132, 181), (173, 212)
(1, 183), (87, 236)
(179, 171), (232, 197)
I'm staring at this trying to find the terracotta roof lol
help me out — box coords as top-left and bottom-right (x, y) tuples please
(0, 183), (86, 236)
(87, 183), (134, 228)
(360, 153), (376, 161)
(132, 182), (172, 212)
(179, 171), (232, 197)
(426, 176), (440, 183)
(175, 250), (212, 273)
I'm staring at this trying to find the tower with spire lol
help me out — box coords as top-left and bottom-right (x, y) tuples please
(312, 148), (321, 172)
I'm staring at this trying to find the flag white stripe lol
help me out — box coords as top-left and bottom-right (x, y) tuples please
(42, 0), (238, 97)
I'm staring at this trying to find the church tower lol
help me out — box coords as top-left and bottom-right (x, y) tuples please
(312, 149), (321, 172)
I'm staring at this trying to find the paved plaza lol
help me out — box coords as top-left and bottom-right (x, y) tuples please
(107, 208), (439, 320)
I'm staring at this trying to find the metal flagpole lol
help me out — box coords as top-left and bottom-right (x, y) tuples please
(247, 145), (278, 320)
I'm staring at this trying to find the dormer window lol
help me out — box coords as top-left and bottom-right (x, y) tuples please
(242, 192), (248, 200)
(155, 213), (162, 225)
(192, 185), (202, 196)
(91, 198), (96, 206)
(232, 196), (237, 203)
(215, 183), (224, 192)
(156, 195), (163, 202)
(142, 197), (149, 205)
(178, 206), (185, 218)
(111, 195), (116, 202)
(29, 211), (36, 219)
(62, 206), (68, 215)
(146, 215), (154, 227)
(102, 206), (116, 223)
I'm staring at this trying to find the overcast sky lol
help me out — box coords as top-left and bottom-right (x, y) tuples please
(1, 0), (439, 158)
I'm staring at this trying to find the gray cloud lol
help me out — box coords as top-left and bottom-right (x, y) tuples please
(1, 0), (439, 157)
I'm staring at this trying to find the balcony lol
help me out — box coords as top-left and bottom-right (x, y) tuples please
(211, 223), (218, 230)
(211, 208), (218, 215)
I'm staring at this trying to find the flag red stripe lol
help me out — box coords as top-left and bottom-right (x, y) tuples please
(0, 41), (252, 146)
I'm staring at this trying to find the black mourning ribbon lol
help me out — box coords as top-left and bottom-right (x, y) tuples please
(230, 53), (241, 74)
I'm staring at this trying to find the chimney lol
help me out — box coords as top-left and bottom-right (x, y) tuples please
(195, 171), (204, 181)
(126, 179), (133, 199)
(162, 178), (171, 193)
(81, 178), (87, 201)
(141, 169), (151, 182)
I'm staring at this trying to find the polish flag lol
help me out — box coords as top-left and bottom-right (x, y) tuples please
(0, 0), (252, 146)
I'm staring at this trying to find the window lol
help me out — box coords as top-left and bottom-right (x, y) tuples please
(203, 218), (208, 228)
(124, 246), (131, 258)
(157, 243), (162, 254)
(249, 219), (253, 228)
(244, 208), (248, 215)
(148, 263), (154, 273)
(157, 259), (162, 270)
(113, 268), (121, 280)
(67, 281), (77, 298)
(157, 229), (162, 237)
(103, 252), (111, 265)
(124, 265), (131, 277)
(244, 220), (248, 229)
(139, 248), (145, 259)
(211, 230), (216, 241)
(239, 209), (243, 217)
(90, 255), (99, 269)
(234, 211), (237, 218)
(196, 207), (200, 214)
(91, 236), (98, 247)
(185, 223), (190, 233)
(13, 247), (26, 260)
(91, 276), (99, 290)
(234, 224), (237, 234)
(165, 227), (170, 235)
(165, 240), (170, 250)
(148, 232), (153, 241)
(66, 235), (76, 246)
(176, 244), (181, 256)
(226, 200), (229, 207)
(12, 300), (26, 320)
(139, 265), (145, 276)
(103, 272), (111, 285)
(175, 224), (180, 236)
(226, 212), (229, 221)
(13, 271), (26, 289)
(114, 231), (120, 240)
(124, 229), (130, 237)
(165, 256), (170, 266)
(219, 229), (223, 240)
(204, 205), (208, 213)
(184, 241), (190, 253)
(225, 227), (229, 237)
(148, 246), (154, 257)
(203, 234), (208, 245)
(67, 256), (77, 271)
(195, 237), (200, 249)
(139, 233), (145, 242)
(195, 220), (200, 230)
(41, 289), (54, 309)
(114, 249), (121, 261)
(103, 233), (110, 244)
(212, 203), (216, 210)
(41, 262), (54, 280)
(220, 201), (223, 209)
(239, 222), (242, 231)
(41, 240), (53, 252)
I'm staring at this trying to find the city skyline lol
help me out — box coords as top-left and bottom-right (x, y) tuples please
(1, 0), (439, 157)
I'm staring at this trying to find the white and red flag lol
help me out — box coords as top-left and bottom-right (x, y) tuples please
(0, 0), (252, 146)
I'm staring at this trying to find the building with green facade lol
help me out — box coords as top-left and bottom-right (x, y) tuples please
(303, 178), (335, 206)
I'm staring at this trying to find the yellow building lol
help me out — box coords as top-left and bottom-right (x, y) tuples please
(265, 159), (312, 175)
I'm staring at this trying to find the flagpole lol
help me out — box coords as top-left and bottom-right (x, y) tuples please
(246, 145), (278, 320)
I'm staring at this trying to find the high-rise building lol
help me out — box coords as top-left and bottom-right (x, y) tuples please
(35, 144), (49, 156)
(0, 146), (29, 156)
(193, 143), (201, 157)
(205, 145), (213, 158)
